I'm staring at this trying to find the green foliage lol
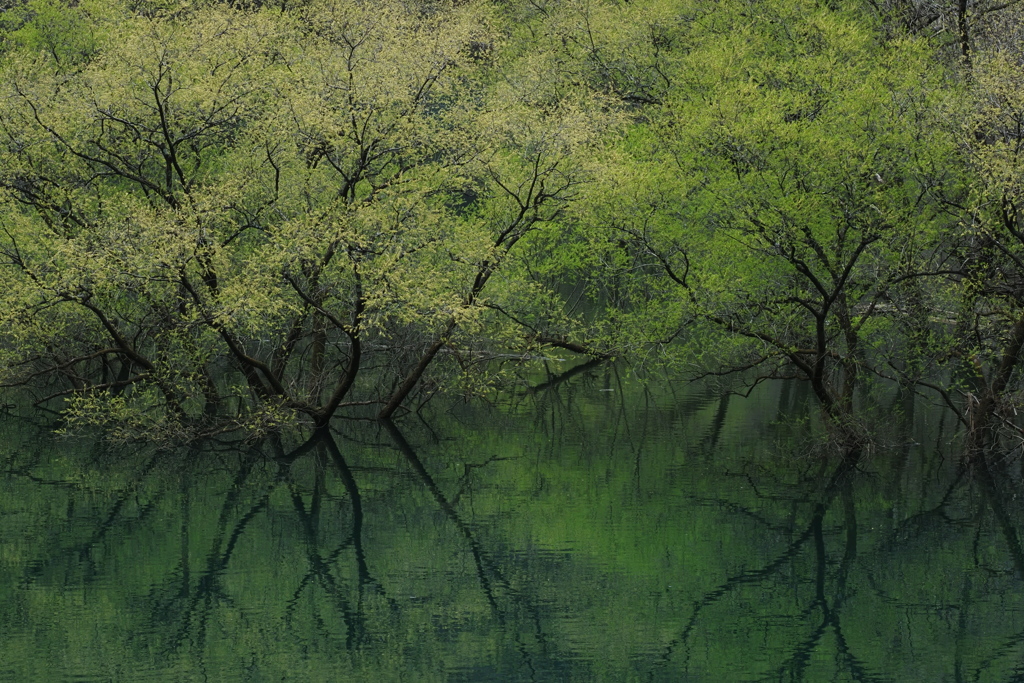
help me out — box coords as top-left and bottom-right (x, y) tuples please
(0, 0), (619, 437)
(563, 0), (957, 434)
(0, 0), (102, 67)
(0, 0), (1020, 442)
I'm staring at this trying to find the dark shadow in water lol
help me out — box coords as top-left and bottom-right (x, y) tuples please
(282, 441), (366, 649)
(280, 432), (394, 649)
(148, 432), (381, 661)
(21, 449), (166, 588)
(650, 452), (887, 682)
(382, 419), (554, 682)
(647, 415), (1024, 683)
(524, 357), (607, 395)
(383, 420), (506, 613)
(965, 448), (1024, 682)
(320, 432), (387, 598)
(757, 482), (886, 683)
(975, 453), (1024, 578)
(704, 392), (731, 452)
(15, 380), (1024, 681)
(152, 444), (284, 660)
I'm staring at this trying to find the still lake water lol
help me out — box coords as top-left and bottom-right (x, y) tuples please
(2, 366), (1024, 682)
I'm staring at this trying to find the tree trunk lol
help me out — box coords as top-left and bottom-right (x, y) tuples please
(378, 327), (452, 420)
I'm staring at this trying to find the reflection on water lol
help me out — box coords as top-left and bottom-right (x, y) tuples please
(3, 367), (1024, 682)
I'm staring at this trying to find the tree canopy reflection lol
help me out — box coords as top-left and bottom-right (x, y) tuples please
(3, 369), (1024, 681)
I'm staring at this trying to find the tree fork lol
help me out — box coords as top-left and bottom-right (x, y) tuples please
(378, 323), (455, 421)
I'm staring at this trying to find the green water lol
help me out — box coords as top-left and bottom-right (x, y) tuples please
(2, 368), (1023, 682)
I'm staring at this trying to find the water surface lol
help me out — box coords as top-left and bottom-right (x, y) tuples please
(2, 369), (1023, 681)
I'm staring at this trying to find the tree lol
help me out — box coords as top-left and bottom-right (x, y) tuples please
(924, 45), (1024, 456)
(576, 0), (953, 452)
(0, 3), (290, 436)
(0, 0), (618, 438)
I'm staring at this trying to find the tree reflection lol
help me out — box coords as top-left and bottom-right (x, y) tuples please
(6, 378), (1024, 680)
